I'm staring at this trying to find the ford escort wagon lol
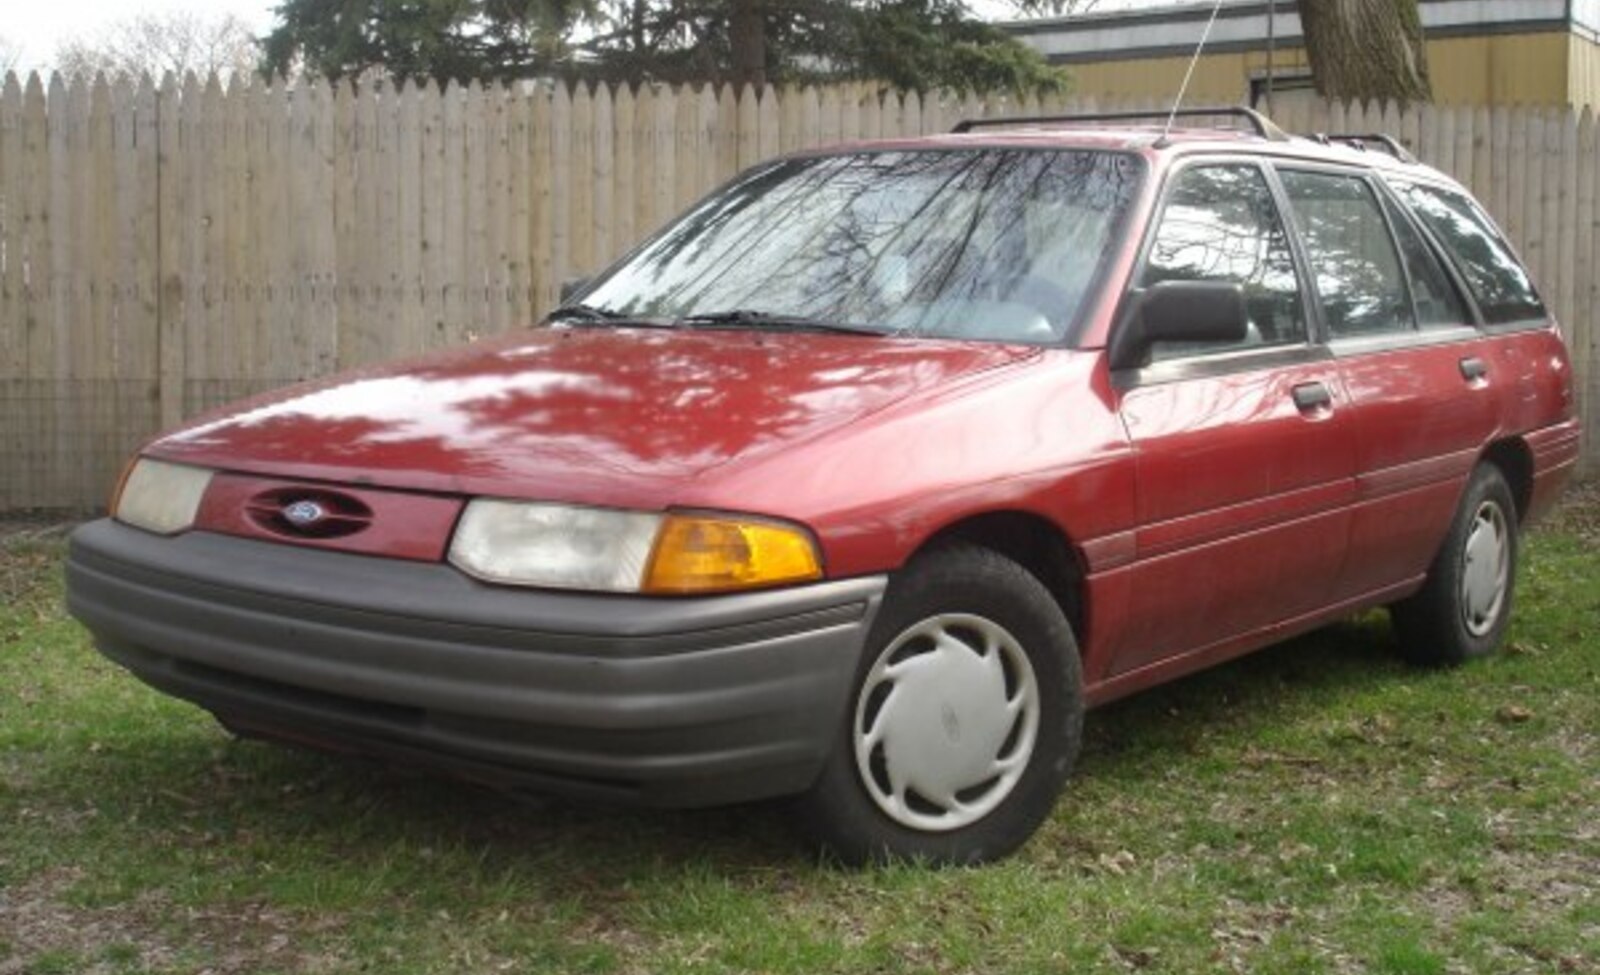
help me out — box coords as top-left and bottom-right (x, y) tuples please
(66, 108), (1581, 864)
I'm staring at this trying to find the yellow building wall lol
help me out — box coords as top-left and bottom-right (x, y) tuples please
(1062, 32), (1571, 107)
(1064, 48), (1311, 105)
(1568, 34), (1600, 110)
(1426, 33), (1567, 106)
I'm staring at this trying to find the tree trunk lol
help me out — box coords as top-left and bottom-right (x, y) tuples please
(1297, 0), (1431, 104)
(728, 0), (766, 89)
(630, 0), (647, 54)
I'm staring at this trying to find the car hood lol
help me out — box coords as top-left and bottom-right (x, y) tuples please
(150, 327), (1039, 507)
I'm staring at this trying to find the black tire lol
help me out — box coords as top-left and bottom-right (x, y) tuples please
(792, 544), (1083, 866)
(1390, 463), (1520, 666)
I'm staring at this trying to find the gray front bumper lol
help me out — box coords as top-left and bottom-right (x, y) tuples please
(66, 520), (886, 807)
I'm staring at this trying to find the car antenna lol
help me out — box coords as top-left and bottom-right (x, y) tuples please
(1158, 0), (1229, 148)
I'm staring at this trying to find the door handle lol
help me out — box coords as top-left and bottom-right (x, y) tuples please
(1291, 381), (1332, 412)
(1460, 357), (1488, 381)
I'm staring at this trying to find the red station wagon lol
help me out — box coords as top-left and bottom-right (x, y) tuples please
(67, 108), (1581, 864)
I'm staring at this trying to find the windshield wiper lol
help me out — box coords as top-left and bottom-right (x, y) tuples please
(677, 309), (886, 336)
(543, 303), (677, 329)
(545, 302), (624, 322)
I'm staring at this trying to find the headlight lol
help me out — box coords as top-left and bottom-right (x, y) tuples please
(449, 501), (663, 591)
(113, 458), (214, 535)
(448, 501), (822, 594)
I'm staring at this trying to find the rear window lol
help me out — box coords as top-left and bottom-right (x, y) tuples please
(1390, 181), (1546, 326)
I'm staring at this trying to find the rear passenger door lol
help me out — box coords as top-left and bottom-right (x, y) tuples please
(1274, 167), (1497, 599)
(1109, 162), (1357, 676)
(1392, 179), (1558, 436)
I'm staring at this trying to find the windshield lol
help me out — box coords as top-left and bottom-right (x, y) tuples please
(575, 149), (1143, 344)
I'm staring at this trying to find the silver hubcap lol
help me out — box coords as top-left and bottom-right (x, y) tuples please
(1460, 500), (1510, 637)
(852, 613), (1039, 832)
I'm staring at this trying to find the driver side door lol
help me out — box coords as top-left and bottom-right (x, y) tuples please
(1108, 162), (1358, 677)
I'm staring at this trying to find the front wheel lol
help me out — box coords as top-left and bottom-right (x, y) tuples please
(1391, 463), (1520, 665)
(793, 544), (1083, 865)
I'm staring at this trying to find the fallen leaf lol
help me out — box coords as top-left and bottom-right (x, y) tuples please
(1097, 850), (1137, 876)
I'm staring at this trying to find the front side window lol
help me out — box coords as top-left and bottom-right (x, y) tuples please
(579, 149), (1143, 344)
(1279, 169), (1413, 338)
(1391, 181), (1546, 326)
(1139, 164), (1305, 357)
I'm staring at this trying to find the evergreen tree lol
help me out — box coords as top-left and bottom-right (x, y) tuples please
(261, 0), (1077, 93)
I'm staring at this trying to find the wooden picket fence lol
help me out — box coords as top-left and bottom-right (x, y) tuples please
(0, 73), (1596, 510)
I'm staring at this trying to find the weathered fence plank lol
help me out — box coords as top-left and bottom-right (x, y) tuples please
(1577, 110), (1597, 467)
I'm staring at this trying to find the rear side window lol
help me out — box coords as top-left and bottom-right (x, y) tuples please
(1392, 181), (1546, 325)
(1279, 170), (1412, 338)
(1380, 192), (1469, 328)
(1140, 164), (1306, 357)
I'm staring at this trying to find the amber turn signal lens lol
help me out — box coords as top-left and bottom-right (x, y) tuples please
(643, 514), (822, 594)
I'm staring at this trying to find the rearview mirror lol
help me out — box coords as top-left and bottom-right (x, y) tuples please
(1108, 280), (1248, 371)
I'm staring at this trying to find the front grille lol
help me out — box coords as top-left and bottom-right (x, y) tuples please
(245, 487), (375, 540)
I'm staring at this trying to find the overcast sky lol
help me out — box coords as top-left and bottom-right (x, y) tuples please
(2, 0), (1203, 78)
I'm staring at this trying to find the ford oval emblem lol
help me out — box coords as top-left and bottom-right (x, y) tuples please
(282, 499), (328, 528)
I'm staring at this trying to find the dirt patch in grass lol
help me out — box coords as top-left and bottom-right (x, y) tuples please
(0, 524), (70, 626)
(0, 867), (352, 975)
(1541, 477), (1600, 543)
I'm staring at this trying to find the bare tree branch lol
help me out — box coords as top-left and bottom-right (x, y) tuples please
(54, 11), (260, 81)
(1005, 0), (1102, 18)
(0, 34), (23, 75)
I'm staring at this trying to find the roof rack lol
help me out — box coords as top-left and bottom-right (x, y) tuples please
(951, 106), (1289, 142)
(1307, 133), (1417, 164)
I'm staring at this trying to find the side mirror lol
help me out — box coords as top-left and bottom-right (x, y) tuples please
(1108, 280), (1248, 371)
(559, 276), (592, 304)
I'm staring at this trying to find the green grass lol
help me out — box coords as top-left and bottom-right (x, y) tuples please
(2, 490), (1596, 975)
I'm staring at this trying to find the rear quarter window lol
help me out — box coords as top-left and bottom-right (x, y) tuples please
(1390, 181), (1546, 326)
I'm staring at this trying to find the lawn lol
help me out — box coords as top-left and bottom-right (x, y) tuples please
(1, 489), (1596, 975)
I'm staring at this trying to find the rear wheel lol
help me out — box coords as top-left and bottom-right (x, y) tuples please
(1391, 463), (1519, 665)
(794, 544), (1083, 865)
